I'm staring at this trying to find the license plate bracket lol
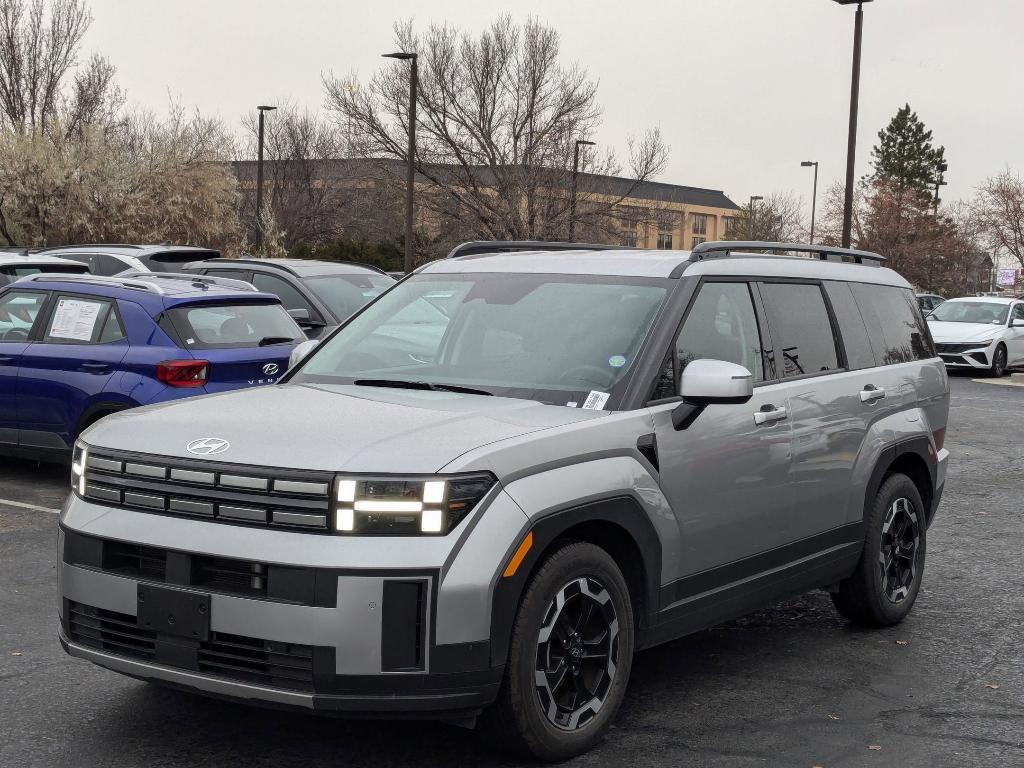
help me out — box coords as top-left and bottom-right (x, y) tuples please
(137, 584), (211, 641)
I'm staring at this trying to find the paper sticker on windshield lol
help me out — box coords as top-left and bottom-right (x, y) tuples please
(566, 401), (578, 408)
(582, 391), (610, 410)
(608, 355), (627, 368)
(48, 298), (102, 342)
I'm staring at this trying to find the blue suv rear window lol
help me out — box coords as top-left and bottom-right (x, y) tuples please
(165, 303), (304, 349)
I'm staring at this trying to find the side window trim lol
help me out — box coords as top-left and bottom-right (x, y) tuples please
(756, 278), (845, 383)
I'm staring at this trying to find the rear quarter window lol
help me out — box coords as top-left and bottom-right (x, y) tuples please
(850, 284), (935, 365)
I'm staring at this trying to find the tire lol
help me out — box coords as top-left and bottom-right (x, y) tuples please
(831, 473), (927, 627)
(480, 542), (635, 762)
(989, 344), (1008, 377)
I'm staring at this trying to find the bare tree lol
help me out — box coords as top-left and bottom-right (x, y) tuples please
(725, 191), (806, 242)
(64, 51), (123, 136)
(238, 103), (355, 250)
(0, 0), (92, 131)
(973, 170), (1024, 270)
(324, 16), (668, 259)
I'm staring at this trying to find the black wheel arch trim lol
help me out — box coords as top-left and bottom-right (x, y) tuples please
(865, 435), (939, 526)
(487, 494), (662, 669)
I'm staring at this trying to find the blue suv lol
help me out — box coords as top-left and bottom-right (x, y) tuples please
(0, 273), (305, 461)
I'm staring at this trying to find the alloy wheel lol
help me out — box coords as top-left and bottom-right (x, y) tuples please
(994, 347), (1007, 376)
(878, 497), (921, 604)
(534, 576), (619, 731)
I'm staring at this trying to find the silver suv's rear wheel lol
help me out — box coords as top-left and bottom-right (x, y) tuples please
(831, 473), (928, 626)
(482, 542), (634, 761)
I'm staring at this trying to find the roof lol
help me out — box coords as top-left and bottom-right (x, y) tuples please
(14, 274), (281, 309)
(0, 253), (89, 268)
(231, 158), (741, 211)
(422, 246), (910, 287)
(943, 295), (1016, 305)
(36, 244), (219, 258)
(196, 258), (391, 278)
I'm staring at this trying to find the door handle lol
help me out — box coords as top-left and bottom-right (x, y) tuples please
(80, 362), (110, 374)
(860, 385), (886, 403)
(754, 404), (788, 425)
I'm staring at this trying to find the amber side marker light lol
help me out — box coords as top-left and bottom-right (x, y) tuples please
(502, 532), (534, 578)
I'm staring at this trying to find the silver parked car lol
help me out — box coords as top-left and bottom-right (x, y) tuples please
(58, 241), (950, 760)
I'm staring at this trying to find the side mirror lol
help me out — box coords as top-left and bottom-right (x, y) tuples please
(288, 339), (319, 369)
(287, 308), (311, 324)
(673, 359), (754, 430)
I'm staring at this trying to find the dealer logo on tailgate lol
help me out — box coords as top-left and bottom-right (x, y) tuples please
(186, 438), (231, 456)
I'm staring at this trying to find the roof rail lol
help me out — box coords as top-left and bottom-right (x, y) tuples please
(15, 273), (164, 293)
(34, 243), (146, 252)
(688, 241), (885, 266)
(120, 271), (258, 292)
(446, 240), (634, 259)
(200, 257), (300, 276)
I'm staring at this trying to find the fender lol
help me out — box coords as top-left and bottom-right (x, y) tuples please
(863, 434), (937, 527)
(488, 494), (662, 667)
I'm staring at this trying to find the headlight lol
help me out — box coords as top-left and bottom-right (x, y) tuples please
(968, 339), (994, 348)
(333, 473), (496, 535)
(71, 442), (88, 497)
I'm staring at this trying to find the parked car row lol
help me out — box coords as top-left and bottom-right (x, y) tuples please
(0, 244), (394, 461)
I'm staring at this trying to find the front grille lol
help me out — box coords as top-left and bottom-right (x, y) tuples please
(81, 449), (333, 532)
(936, 342), (990, 354)
(67, 601), (317, 692)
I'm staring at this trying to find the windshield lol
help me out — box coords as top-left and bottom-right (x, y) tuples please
(304, 274), (396, 320)
(928, 301), (1009, 325)
(292, 273), (670, 405)
(166, 303), (305, 348)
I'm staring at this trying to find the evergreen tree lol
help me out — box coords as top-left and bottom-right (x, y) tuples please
(870, 104), (947, 203)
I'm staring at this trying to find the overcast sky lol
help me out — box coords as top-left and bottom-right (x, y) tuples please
(85, 0), (1021, 217)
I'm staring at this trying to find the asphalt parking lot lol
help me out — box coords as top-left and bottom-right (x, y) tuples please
(1, 374), (1022, 768)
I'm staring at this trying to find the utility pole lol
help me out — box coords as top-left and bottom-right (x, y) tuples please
(255, 105), (277, 252)
(569, 139), (595, 240)
(801, 161), (819, 244)
(383, 52), (418, 273)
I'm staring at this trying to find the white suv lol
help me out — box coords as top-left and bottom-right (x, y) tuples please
(927, 296), (1024, 376)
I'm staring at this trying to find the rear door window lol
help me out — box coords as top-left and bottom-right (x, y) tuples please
(759, 282), (840, 378)
(823, 281), (876, 370)
(165, 303), (304, 348)
(850, 284), (935, 364)
(42, 295), (119, 345)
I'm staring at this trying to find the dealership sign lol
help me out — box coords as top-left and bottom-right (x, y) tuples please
(997, 268), (1018, 286)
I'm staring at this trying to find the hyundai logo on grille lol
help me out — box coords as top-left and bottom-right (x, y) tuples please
(187, 438), (231, 456)
(262, 363), (279, 376)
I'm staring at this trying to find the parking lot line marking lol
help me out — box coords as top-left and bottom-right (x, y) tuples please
(0, 498), (60, 514)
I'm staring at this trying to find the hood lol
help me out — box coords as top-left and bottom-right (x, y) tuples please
(82, 383), (604, 473)
(927, 320), (1003, 343)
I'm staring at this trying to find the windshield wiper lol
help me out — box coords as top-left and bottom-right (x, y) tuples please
(354, 378), (493, 396)
(258, 336), (298, 346)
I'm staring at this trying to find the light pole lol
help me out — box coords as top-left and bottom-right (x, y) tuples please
(383, 51), (418, 273)
(933, 161), (948, 215)
(801, 161), (819, 244)
(834, 0), (873, 248)
(748, 195), (763, 239)
(569, 139), (595, 240)
(255, 105), (277, 252)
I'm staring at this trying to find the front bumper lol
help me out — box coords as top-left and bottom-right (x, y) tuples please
(936, 344), (994, 369)
(57, 484), (530, 717)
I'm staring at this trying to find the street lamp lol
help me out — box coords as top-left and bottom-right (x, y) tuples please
(801, 161), (819, 244)
(748, 195), (763, 239)
(933, 161), (948, 215)
(833, 0), (873, 248)
(569, 139), (596, 240)
(255, 105), (277, 252)
(383, 51), (418, 274)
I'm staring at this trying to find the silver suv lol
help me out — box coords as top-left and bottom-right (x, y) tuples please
(58, 241), (950, 760)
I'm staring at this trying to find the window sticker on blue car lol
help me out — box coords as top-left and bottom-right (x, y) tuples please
(49, 298), (102, 341)
(582, 391), (610, 410)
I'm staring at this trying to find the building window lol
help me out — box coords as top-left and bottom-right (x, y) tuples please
(724, 216), (742, 239)
(657, 228), (673, 250)
(692, 213), (708, 236)
(691, 236), (706, 249)
(622, 220), (638, 248)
